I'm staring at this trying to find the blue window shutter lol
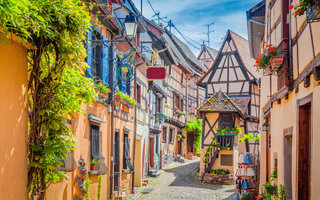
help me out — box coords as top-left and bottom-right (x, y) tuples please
(127, 77), (131, 96)
(101, 36), (109, 86)
(86, 30), (93, 78)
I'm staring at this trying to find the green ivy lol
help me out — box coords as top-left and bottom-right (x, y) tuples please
(97, 175), (102, 200)
(0, 0), (97, 199)
(84, 179), (92, 200)
(239, 133), (260, 143)
(185, 119), (202, 154)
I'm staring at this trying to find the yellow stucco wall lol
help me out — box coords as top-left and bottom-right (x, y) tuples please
(260, 2), (320, 199)
(0, 38), (28, 199)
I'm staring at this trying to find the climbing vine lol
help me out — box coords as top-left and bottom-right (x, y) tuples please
(185, 119), (202, 154)
(0, 0), (97, 199)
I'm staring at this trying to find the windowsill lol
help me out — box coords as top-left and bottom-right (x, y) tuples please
(88, 170), (105, 176)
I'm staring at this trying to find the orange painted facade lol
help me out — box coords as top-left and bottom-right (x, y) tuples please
(0, 36), (29, 200)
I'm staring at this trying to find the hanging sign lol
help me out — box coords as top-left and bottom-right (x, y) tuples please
(146, 66), (166, 80)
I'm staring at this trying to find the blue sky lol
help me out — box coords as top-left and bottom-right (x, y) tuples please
(132, 0), (261, 55)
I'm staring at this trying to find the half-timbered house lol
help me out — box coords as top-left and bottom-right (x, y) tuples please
(198, 91), (245, 176)
(198, 44), (218, 71)
(198, 30), (260, 154)
(247, 0), (320, 199)
(159, 28), (206, 165)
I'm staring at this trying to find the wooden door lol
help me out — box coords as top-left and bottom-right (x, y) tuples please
(149, 137), (154, 168)
(187, 132), (194, 153)
(142, 142), (145, 177)
(114, 131), (120, 191)
(298, 103), (311, 200)
(284, 135), (293, 200)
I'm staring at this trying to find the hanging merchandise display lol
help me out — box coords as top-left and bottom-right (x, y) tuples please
(234, 152), (258, 199)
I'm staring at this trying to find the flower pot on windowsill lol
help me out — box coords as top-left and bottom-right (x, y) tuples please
(270, 55), (284, 70)
(90, 165), (98, 171)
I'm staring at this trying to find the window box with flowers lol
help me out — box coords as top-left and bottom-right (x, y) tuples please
(115, 91), (136, 107)
(175, 110), (186, 116)
(254, 44), (284, 75)
(95, 81), (111, 99)
(290, 0), (320, 23)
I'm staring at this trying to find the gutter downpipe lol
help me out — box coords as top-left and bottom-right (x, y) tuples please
(131, 59), (137, 194)
(109, 42), (115, 200)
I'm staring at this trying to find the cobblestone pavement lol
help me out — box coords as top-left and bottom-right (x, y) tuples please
(136, 159), (236, 200)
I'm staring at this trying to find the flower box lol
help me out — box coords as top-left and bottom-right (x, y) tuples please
(264, 55), (284, 75)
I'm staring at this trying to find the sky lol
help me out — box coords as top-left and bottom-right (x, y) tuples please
(132, 0), (261, 55)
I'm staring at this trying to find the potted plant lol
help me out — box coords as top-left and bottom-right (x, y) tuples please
(226, 142), (231, 150)
(271, 169), (278, 183)
(224, 127), (231, 134)
(263, 182), (277, 195)
(90, 159), (99, 171)
(216, 127), (222, 134)
(254, 44), (282, 75)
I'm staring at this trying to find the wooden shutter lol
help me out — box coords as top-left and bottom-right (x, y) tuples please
(101, 36), (109, 85)
(86, 30), (93, 78)
(124, 137), (134, 171)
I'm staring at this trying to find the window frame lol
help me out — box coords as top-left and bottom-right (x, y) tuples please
(162, 126), (167, 143)
(89, 124), (103, 167)
(169, 128), (174, 144)
(137, 84), (141, 104)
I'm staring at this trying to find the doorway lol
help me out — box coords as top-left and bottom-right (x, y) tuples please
(298, 103), (311, 200)
(284, 135), (292, 200)
(149, 137), (154, 168)
(114, 131), (120, 192)
(177, 132), (182, 154)
(187, 132), (194, 153)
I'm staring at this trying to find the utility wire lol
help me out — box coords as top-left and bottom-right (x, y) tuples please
(172, 25), (201, 50)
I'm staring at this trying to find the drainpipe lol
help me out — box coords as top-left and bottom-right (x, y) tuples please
(289, 0), (293, 83)
(131, 61), (137, 193)
(109, 43), (115, 200)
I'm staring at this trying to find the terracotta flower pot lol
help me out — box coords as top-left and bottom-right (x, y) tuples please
(90, 165), (98, 171)
(270, 55), (284, 70)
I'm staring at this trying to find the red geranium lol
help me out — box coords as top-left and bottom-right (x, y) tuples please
(254, 44), (279, 72)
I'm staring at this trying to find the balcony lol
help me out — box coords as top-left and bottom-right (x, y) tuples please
(307, 0), (320, 23)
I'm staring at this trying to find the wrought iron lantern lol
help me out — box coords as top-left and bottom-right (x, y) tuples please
(262, 121), (270, 132)
(124, 13), (138, 38)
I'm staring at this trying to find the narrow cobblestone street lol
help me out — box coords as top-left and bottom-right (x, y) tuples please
(136, 159), (236, 200)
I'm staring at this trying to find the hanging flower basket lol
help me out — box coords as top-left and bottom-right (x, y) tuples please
(175, 110), (186, 116)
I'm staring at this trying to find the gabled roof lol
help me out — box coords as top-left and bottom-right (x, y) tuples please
(162, 29), (203, 75)
(198, 45), (218, 60)
(198, 30), (260, 87)
(198, 91), (243, 117)
(247, 0), (265, 59)
(229, 31), (260, 79)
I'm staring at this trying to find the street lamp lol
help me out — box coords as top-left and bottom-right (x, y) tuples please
(262, 121), (270, 131)
(124, 13), (138, 38)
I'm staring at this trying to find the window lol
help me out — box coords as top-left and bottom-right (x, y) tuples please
(181, 72), (184, 84)
(180, 99), (184, 111)
(162, 127), (167, 143)
(90, 125), (102, 161)
(91, 31), (102, 81)
(155, 135), (159, 154)
(169, 128), (174, 143)
(123, 133), (134, 171)
(137, 84), (141, 104)
(220, 154), (233, 166)
(157, 97), (161, 113)
(173, 93), (180, 110)
(219, 113), (234, 129)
